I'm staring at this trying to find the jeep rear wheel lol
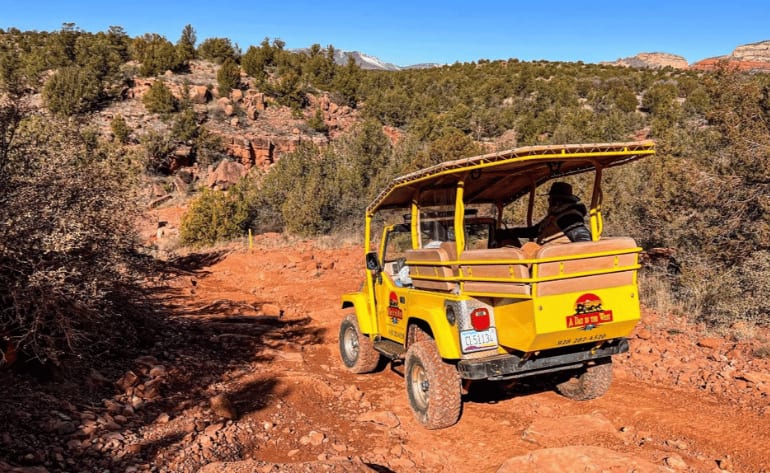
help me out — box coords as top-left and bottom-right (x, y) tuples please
(405, 340), (461, 429)
(555, 359), (613, 400)
(339, 314), (380, 374)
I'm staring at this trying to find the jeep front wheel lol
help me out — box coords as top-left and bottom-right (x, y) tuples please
(555, 359), (613, 400)
(339, 314), (380, 374)
(404, 340), (461, 429)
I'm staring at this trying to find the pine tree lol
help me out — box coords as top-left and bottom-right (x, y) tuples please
(176, 24), (196, 66)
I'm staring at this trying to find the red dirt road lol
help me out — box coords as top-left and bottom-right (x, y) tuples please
(184, 236), (770, 472)
(4, 230), (768, 473)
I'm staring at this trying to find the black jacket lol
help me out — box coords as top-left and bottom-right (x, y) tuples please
(507, 201), (591, 244)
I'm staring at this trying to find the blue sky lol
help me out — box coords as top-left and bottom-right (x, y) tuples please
(2, 0), (769, 66)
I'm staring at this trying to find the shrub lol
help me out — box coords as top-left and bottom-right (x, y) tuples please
(110, 114), (132, 143)
(143, 80), (178, 114)
(307, 108), (328, 133)
(130, 33), (182, 76)
(140, 130), (176, 174)
(180, 180), (259, 246)
(216, 58), (240, 97)
(197, 37), (238, 64)
(0, 115), (143, 364)
(171, 108), (199, 143)
(43, 65), (101, 116)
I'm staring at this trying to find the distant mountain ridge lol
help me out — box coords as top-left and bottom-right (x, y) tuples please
(293, 48), (442, 71)
(301, 40), (770, 72)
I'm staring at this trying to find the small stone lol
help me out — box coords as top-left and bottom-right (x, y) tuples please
(54, 420), (77, 435)
(664, 454), (687, 470)
(204, 423), (223, 436)
(125, 444), (142, 455)
(130, 396), (144, 410)
(117, 371), (139, 391)
(355, 411), (400, 428)
(103, 400), (124, 414)
(666, 439), (688, 450)
(308, 430), (325, 447)
(697, 338), (722, 349)
(210, 393), (237, 420)
(717, 456), (734, 471)
(636, 328), (652, 340)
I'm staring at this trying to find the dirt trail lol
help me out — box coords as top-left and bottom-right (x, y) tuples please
(185, 237), (770, 472)
(2, 235), (769, 473)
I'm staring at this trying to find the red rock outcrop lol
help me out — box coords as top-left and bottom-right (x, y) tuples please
(604, 52), (688, 69)
(691, 40), (770, 71)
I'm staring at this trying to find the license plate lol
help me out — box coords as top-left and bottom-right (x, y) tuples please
(460, 327), (498, 353)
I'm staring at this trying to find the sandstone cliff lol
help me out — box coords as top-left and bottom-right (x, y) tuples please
(605, 52), (688, 70)
(691, 40), (770, 72)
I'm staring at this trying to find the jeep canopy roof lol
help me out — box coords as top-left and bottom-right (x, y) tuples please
(366, 141), (655, 215)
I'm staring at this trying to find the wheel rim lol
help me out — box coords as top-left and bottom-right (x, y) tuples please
(343, 326), (359, 362)
(409, 362), (430, 411)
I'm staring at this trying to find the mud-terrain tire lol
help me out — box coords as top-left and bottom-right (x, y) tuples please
(404, 340), (462, 429)
(339, 314), (380, 374)
(555, 359), (613, 401)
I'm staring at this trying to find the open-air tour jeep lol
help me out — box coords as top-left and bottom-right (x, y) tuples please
(339, 141), (656, 429)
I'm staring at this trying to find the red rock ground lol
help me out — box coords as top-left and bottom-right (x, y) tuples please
(2, 206), (770, 473)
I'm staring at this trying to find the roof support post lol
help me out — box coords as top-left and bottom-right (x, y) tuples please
(410, 199), (420, 248)
(454, 180), (465, 257)
(589, 163), (604, 241)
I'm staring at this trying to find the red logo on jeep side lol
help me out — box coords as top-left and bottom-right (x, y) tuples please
(388, 291), (403, 321)
(566, 293), (613, 329)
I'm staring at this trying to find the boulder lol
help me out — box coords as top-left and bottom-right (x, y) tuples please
(189, 85), (211, 104)
(206, 160), (245, 190)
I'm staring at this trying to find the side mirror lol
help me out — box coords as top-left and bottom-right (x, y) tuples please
(365, 252), (381, 272)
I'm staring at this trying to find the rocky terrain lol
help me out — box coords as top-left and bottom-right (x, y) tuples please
(93, 59), (359, 194)
(690, 40), (770, 72)
(1, 205), (769, 473)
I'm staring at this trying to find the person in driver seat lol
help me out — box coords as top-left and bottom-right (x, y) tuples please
(500, 181), (592, 246)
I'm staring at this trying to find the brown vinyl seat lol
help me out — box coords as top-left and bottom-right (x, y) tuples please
(534, 237), (639, 296)
(459, 247), (530, 296)
(405, 245), (458, 292)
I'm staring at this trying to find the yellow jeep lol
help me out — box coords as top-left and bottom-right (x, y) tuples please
(339, 141), (655, 429)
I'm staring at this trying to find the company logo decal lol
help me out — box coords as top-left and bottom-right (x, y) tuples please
(566, 293), (613, 330)
(388, 291), (403, 323)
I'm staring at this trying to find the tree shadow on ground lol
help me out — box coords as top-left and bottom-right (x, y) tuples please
(0, 249), (326, 472)
(464, 375), (558, 405)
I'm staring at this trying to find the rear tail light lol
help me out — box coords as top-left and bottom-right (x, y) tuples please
(471, 308), (490, 331)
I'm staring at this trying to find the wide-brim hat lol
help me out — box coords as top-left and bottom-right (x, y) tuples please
(549, 182), (572, 196)
(545, 182), (579, 201)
